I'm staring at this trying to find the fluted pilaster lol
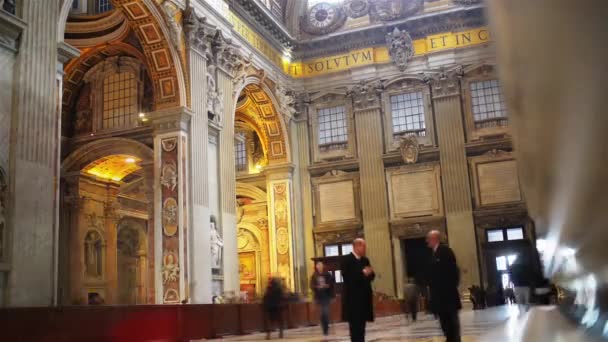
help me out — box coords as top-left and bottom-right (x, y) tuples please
(217, 68), (239, 294)
(7, 0), (61, 306)
(431, 76), (480, 289)
(353, 86), (395, 295)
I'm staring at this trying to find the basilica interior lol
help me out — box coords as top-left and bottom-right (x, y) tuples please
(0, 0), (607, 341)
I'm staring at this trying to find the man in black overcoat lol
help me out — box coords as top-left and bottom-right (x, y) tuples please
(426, 230), (462, 342)
(341, 238), (375, 342)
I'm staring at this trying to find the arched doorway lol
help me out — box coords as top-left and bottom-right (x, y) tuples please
(233, 80), (297, 291)
(60, 138), (154, 305)
(117, 218), (147, 304)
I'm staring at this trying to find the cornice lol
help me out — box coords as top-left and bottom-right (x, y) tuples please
(0, 9), (26, 53)
(228, 0), (294, 50)
(295, 6), (485, 60)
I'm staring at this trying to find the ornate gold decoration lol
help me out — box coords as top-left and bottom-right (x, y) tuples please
(83, 155), (141, 182)
(276, 227), (289, 255)
(162, 250), (180, 284)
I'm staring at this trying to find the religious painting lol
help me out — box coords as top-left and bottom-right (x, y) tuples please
(239, 252), (257, 281)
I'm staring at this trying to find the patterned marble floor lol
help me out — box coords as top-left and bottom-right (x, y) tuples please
(205, 306), (517, 341)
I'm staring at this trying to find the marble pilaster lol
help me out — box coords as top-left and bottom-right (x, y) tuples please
(149, 107), (192, 304)
(430, 73), (480, 290)
(6, 0), (62, 306)
(352, 81), (395, 296)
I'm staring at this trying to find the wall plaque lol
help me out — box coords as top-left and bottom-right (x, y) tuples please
(318, 180), (356, 223)
(477, 160), (522, 205)
(389, 168), (440, 218)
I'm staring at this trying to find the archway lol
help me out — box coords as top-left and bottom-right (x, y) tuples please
(60, 138), (154, 305)
(117, 218), (148, 304)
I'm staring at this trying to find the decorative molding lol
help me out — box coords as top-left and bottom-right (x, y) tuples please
(0, 8), (26, 53)
(348, 80), (383, 112)
(369, 0), (424, 22)
(148, 106), (193, 134)
(344, 0), (370, 18)
(314, 228), (363, 255)
(183, 7), (217, 57)
(390, 216), (445, 239)
(57, 42), (81, 65)
(386, 27), (414, 72)
(453, 0), (483, 5)
(275, 84), (296, 124)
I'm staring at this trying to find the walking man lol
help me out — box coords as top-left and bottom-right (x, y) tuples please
(510, 258), (531, 314)
(310, 261), (335, 336)
(263, 276), (285, 340)
(426, 230), (462, 342)
(341, 238), (375, 342)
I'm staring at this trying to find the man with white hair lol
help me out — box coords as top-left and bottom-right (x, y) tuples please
(341, 238), (375, 342)
(426, 230), (461, 342)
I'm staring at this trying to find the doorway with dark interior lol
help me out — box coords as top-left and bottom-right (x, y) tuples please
(402, 236), (433, 308)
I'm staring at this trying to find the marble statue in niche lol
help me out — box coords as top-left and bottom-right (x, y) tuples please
(210, 215), (224, 269)
(84, 230), (103, 278)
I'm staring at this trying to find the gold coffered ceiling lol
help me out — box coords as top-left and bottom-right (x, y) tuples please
(83, 154), (142, 182)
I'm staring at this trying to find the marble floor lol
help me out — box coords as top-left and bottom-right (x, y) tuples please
(206, 306), (517, 341)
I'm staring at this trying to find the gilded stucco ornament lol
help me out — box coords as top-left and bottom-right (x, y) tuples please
(386, 27), (414, 72)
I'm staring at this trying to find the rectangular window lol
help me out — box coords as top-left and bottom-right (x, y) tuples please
(102, 72), (137, 130)
(507, 227), (524, 240)
(324, 245), (340, 257)
(487, 229), (504, 242)
(341, 243), (353, 256)
(470, 79), (508, 129)
(318, 105), (348, 147)
(72, 0), (79, 10)
(496, 256), (507, 271)
(390, 92), (426, 137)
(235, 138), (247, 172)
(97, 0), (112, 13)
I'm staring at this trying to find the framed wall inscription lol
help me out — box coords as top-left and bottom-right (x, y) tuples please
(312, 170), (361, 231)
(470, 151), (523, 208)
(386, 164), (443, 219)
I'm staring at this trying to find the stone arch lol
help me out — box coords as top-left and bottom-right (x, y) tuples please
(234, 77), (291, 165)
(236, 182), (267, 203)
(59, 0), (188, 110)
(62, 138), (153, 174)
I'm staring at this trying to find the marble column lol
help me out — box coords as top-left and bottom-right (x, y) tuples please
(265, 164), (297, 291)
(184, 11), (215, 303)
(149, 107), (192, 304)
(430, 75), (480, 290)
(5, 0), (63, 306)
(352, 82), (395, 296)
(216, 53), (239, 295)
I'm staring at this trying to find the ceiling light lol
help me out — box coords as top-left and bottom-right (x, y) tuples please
(125, 158), (135, 163)
(139, 113), (145, 118)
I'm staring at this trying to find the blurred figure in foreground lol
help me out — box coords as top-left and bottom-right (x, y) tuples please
(263, 276), (285, 340)
(427, 230), (461, 342)
(341, 238), (375, 342)
(310, 261), (335, 336)
(510, 258), (531, 314)
(403, 278), (420, 322)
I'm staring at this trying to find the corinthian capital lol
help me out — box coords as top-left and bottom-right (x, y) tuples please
(348, 80), (383, 112)
(426, 66), (464, 99)
(183, 7), (215, 56)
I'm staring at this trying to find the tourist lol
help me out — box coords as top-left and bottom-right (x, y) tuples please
(426, 230), (462, 342)
(263, 276), (285, 340)
(341, 238), (375, 342)
(403, 278), (420, 322)
(510, 258), (531, 314)
(310, 261), (335, 336)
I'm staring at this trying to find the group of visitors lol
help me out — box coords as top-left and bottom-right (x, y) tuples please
(262, 230), (464, 342)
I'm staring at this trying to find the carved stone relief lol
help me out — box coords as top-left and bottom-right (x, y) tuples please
(161, 1), (184, 54)
(275, 84), (296, 124)
(386, 27), (414, 72)
(398, 135), (419, 164)
(344, 0), (370, 18)
(160, 160), (178, 191)
(349, 80), (382, 111)
(162, 198), (178, 237)
(162, 249), (180, 284)
(427, 66), (464, 99)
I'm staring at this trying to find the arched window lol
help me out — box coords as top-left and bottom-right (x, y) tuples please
(102, 71), (138, 130)
(84, 230), (103, 278)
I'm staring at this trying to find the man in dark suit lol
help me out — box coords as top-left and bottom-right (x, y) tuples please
(427, 230), (461, 342)
(341, 238), (375, 342)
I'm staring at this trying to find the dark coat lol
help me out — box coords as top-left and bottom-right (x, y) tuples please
(310, 271), (335, 303)
(428, 244), (461, 314)
(341, 253), (375, 322)
(510, 262), (531, 287)
(263, 278), (285, 315)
